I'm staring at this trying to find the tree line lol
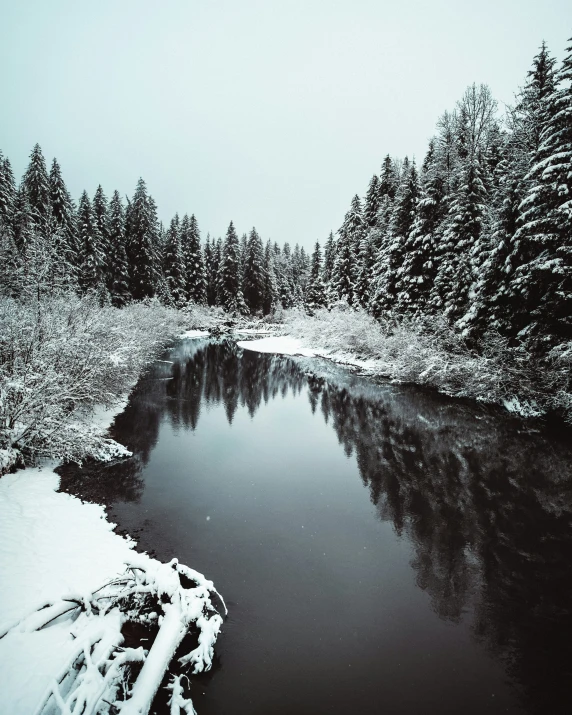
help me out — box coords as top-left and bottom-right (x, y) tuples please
(1, 35), (570, 364)
(0, 148), (311, 311)
(317, 36), (572, 360)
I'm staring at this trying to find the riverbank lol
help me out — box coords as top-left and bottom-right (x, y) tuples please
(240, 307), (571, 423)
(0, 298), (229, 714)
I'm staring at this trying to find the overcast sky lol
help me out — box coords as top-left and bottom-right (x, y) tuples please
(1, 0), (570, 248)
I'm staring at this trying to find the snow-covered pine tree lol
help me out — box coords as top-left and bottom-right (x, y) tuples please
(0, 152), (16, 238)
(322, 231), (336, 298)
(185, 214), (207, 304)
(218, 221), (247, 314)
(354, 232), (377, 308)
(163, 215), (187, 306)
(369, 158), (418, 317)
(77, 190), (104, 293)
(379, 155), (397, 201)
(278, 242), (295, 308)
(395, 141), (445, 315)
(431, 155), (488, 321)
(456, 50), (555, 339)
(125, 178), (160, 300)
(214, 237), (224, 305)
(332, 226), (356, 305)
(93, 185), (112, 291)
(243, 227), (265, 314)
(107, 190), (131, 306)
(364, 174), (381, 228)
(305, 240), (327, 310)
(49, 158), (79, 276)
(262, 239), (279, 315)
(22, 144), (52, 232)
(508, 36), (572, 350)
(291, 243), (309, 305)
(239, 232), (248, 283)
(204, 235), (218, 306)
(332, 195), (365, 305)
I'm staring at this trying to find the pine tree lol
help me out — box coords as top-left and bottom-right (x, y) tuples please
(22, 144), (51, 231)
(262, 239), (279, 315)
(354, 233), (377, 308)
(322, 231), (336, 302)
(379, 155), (398, 201)
(332, 228), (356, 305)
(278, 242), (296, 308)
(185, 214), (206, 304)
(49, 158), (79, 274)
(93, 185), (111, 290)
(332, 196), (365, 305)
(0, 153), (16, 238)
(218, 221), (246, 313)
(396, 143), (445, 315)
(306, 241), (327, 310)
(363, 174), (381, 227)
(77, 191), (104, 293)
(243, 227), (265, 314)
(239, 232), (248, 283)
(204, 236), (219, 306)
(107, 190), (131, 306)
(163, 215), (187, 306)
(508, 37), (572, 349)
(370, 159), (418, 316)
(431, 157), (488, 320)
(125, 178), (160, 300)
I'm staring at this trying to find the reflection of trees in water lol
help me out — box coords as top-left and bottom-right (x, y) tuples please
(316, 376), (572, 714)
(62, 339), (572, 713)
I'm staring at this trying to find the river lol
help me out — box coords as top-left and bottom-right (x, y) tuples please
(59, 337), (572, 715)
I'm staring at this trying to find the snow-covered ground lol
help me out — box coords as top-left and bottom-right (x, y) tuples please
(0, 412), (224, 714)
(237, 334), (379, 372)
(179, 329), (210, 339)
(237, 335), (317, 357)
(0, 465), (138, 714)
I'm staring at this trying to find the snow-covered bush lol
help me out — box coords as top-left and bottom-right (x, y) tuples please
(281, 306), (571, 420)
(0, 293), (188, 468)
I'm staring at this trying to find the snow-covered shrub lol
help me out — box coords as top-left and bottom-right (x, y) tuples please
(0, 293), (187, 467)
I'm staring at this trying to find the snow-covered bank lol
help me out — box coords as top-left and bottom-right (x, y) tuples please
(237, 307), (571, 422)
(237, 335), (317, 357)
(0, 368), (225, 714)
(0, 464), (225, 715)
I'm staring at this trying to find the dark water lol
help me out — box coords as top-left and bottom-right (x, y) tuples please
(59, 339), (572, 715)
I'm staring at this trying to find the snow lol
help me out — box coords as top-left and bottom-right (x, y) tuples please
(0, 465), (137, 714)
(237, 335), (317, 357)
(179, 329), (210, 339)
(231, 328), (274, 335)
(237, 334), (379, 373)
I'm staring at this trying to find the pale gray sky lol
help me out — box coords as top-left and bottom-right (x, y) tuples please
(1, 0), (570, 247)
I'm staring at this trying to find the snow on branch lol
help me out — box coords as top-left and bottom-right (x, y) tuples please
(7, 557), (226, 715)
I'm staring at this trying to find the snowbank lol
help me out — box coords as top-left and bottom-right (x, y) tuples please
(0, 465), (225, 715)
(0, 466), (137, 713)
(179, 329), (210, 339)
(237, 335), (317, 357)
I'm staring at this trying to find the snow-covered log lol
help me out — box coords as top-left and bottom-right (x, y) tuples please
(5, 557), (226, 715)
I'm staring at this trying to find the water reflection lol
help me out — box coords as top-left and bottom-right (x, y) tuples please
(59, 338), (572, 714)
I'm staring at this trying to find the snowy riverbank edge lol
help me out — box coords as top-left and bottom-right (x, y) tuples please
(236, 334), (544, 419)
(0, 401), (225, 715)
